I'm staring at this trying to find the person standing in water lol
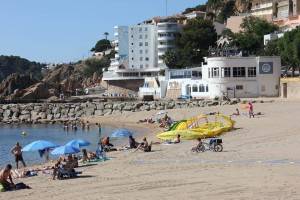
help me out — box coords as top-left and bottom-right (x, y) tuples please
(11, 142), (26, 169)
(97, 123), (102, 138)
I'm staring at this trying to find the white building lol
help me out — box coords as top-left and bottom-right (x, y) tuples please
(110, 26), (129, 71)
(264, 32), (284, 45)
(157, 22), (181, 68)
(140, 56), (281, 99)
(128, 24), (158, 70)
(103, 22), (180, 82)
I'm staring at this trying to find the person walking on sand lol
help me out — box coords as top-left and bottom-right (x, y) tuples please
(11, 142), (26, 169)
(248, 102), (254, 118)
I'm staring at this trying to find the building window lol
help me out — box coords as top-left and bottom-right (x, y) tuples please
(140, 57), (143, 61)
(139, 50), (143, 54)
(131, 35), (133, 38)
(248, 67), (256, 77)
(140, 64), (143, 69)
(139, 35), (143, 39)
(212, 67), (219, 78)
(233, 67), (246, 77)
(192, 85), (198, 92)
(145, 34), (148, 39)
(206, 85), (209, 92)
(199, 84), (205, 92)
(144, 27), (148, 31)
(145, 42), (148, 46)
(139, 42), (143, 46)
(131, 57), (134, 60)
(131, 65), (134, 68)
(139, 27), (142, 32)
(131, 50), (134, 53)
(192, 71), (202, 79)
(236, 85), (243, 90)
(145, 57), (149, 61)
(145, 49), (148, 54)
(208, 68), (211, 78)
(221, 67), (231, 77)
(145, 64), (149, 68)
(261, 85), (266, 92)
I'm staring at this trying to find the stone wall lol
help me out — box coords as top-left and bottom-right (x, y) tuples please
(0, 99), (243, 124)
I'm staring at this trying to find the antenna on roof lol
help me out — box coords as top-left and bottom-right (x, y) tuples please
(165, 0), (168, 16)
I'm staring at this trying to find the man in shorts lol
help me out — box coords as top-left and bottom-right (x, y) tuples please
(11, 142), (26, 169)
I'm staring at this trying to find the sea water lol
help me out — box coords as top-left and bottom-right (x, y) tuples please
(0, 124), (132, 168)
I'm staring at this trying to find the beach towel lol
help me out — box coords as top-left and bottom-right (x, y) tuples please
(0, 183), (4, 192)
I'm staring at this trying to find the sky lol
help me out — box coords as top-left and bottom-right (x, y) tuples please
(0, 0), (206, 63)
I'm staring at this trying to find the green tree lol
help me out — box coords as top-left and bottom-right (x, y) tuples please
(162, 50), (180, 68)
(232, 16), (278, 55)
(217, 0), (236, 23)
(277, 28), (300, 76)
(104, 32), (109, 40)
(175, 18), (217, 67)
(91, 39), (112, 52)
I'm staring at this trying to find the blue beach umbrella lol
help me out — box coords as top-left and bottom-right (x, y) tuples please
(66, 139), (91, 148)
(22, 140), (58, 152)
(51, 145), (80, 155)
(111, 129), (133, 138)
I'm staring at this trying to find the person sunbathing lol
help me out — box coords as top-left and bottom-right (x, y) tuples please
(173, 134), (181, 144)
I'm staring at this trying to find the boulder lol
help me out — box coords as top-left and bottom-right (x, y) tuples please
(39, 112), (47, 119)
(31, 111), (41, 121)
(94, 110), (104, 116)
(104, 103), (113, 109)
(19, 114), (31, 122)
(3, 109), (12, 119)
(47, 114), (54, 120)
(96, 103), (104, 110)
(123, 105), (133, 111)
(84, 108), (95, 116)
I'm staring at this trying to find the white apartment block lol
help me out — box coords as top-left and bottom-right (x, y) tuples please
(157, 22), (181, 68)
(103, 22), (181, 81)
(128, 24), (158, 71)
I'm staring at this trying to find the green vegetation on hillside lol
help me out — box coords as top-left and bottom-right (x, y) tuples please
(224, 16), (278, 55)
(91, 39), (112, 53)
(0, 55), (45, 82)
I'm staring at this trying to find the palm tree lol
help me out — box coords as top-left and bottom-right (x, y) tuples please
(104, 32), (109, 40)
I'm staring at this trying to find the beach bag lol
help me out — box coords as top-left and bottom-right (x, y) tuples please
(15, 182), (29, 190)
(0, 183), (5, 192)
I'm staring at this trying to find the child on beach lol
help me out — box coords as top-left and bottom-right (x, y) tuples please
(248, 102), (254, 118)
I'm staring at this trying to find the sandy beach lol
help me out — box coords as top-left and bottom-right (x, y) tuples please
(1, 99), (300, 200)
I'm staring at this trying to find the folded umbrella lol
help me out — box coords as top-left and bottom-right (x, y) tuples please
(22, 140), (58, 152)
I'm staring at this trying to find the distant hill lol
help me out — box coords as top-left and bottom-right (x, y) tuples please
(0, 55), (45, 82)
